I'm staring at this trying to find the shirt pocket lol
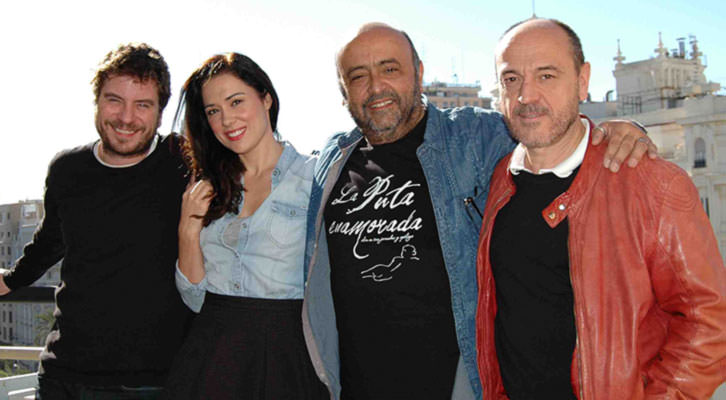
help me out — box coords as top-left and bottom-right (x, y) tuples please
(266, 200), (307, 249)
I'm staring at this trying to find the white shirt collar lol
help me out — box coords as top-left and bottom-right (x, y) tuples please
(93, 134), (159, 168)
(508, 117), (590, 178)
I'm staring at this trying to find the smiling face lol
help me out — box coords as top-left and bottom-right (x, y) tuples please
(496, 20), (590, 151)
(338, 26), (425, 145)
(94, 74), (161, 165)
(201, 73), (275, 159)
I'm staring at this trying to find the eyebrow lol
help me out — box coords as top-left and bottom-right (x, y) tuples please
(103, 92), (156, 104)
(345, 58), (401, 77)
(378, 58), (400, 66)
(204, 91), (245, 109)
(345, 65), (367, 78)
(536, 65), (561, 72)
(500, 65), (562, 76)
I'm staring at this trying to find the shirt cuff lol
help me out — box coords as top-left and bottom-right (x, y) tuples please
(175, 261), (207, 313)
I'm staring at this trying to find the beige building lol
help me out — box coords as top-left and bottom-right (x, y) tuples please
(579, 34), (726, 260)
(424, 81), (492, 109)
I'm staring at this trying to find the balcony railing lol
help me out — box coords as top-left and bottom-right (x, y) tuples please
(0, 286), (724, 399)
(0, 284), (55, 399)
(0, 286), (55, 303)
(0, 346), (42, 399)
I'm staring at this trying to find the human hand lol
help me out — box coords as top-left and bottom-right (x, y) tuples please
(0, 273), (11, 296)
(592, 120), (657, 172)
(179, 178), (214, 237)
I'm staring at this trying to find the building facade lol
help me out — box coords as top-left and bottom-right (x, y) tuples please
(579, 34), (726, 260)
(423, 81), (492, 109)
(0, 201), (59, 353)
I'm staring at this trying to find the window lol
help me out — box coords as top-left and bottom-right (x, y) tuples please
(701, 197), (710, 217)
(9, 327), (12, 340)
(694, 138), (706, 168)
(9, 311), (12, 324)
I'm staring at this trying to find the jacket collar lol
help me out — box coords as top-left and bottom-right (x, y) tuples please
(336, 126), (364, 150)
(509, 118), (590, 178)
(541, 117), (606, 228)
(498, 116), (607, 229)
(421, 98), (446, 152)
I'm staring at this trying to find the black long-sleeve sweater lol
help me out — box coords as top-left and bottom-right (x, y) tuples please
(4, 135), (192, 386)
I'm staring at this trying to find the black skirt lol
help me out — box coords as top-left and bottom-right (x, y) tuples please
(164, 293), (328, 400)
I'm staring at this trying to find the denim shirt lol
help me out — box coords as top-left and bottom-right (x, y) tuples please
(302, 102), (515, 399)
(177, 142), (315, 312)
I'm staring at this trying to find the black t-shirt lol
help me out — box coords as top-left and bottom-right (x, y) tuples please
(324, 113), (459, 400)
(490, 169), (579, 400)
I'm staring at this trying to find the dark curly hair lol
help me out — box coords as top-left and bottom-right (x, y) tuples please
(175, 52), (280, 226)
(92, 42), (171, 112)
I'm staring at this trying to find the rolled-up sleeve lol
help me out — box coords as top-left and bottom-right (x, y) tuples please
(175, 261), (207, 313)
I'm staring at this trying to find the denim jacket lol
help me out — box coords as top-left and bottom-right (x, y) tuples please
(177, 141), (315, 312)
(302, 102), (515, 399)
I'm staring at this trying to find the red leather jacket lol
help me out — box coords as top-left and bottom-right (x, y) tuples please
(476, 132), (726, 399)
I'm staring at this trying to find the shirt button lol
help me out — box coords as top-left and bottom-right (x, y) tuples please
(548, 212), (556, 220)
(272, 169), (280, 177)
(234, 283), (240, 289)
(558, 204), (566, 211)
(241, 222), (247, 228)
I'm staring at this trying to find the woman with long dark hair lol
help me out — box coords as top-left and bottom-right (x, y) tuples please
(164, 52), (327, 399)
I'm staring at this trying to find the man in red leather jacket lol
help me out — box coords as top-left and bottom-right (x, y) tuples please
(476, 18), (726, 399)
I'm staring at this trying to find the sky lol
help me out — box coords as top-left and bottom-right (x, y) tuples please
(1, 0), (724, 204)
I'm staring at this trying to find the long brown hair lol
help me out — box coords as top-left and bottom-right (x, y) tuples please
(175, 53), (280, 226)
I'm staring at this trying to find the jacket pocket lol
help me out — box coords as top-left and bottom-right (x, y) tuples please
(463, 186), (487, 227)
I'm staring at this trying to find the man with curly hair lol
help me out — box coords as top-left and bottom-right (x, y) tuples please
(0, 43), (192, 399)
